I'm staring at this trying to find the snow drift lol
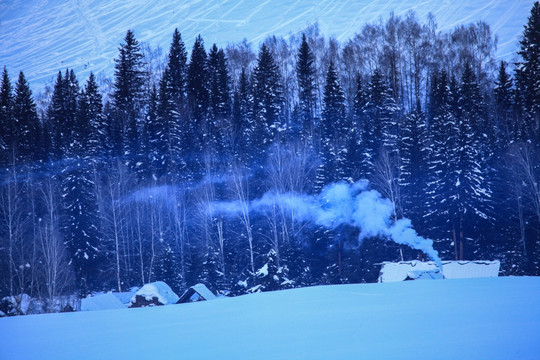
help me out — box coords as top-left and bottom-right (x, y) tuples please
(1, 277), (539, 359)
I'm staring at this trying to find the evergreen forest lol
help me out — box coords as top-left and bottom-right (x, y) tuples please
(1, 4), (540, 312)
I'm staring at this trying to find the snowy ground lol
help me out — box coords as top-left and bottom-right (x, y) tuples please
(0, 0), (533, 93)
(1, 277), (539, 359)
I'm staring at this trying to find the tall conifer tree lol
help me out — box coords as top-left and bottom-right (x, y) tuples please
(319, 61), (346, 185)
(252, 44), (283, 156)
(12, 72), (40, 163)
(516, 1), (540, 143)
(112, 29), (146, 159)
(296, 33), (317, 145)
(0, 67), (14, 166)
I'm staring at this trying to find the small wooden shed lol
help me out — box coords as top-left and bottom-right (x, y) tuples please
(129, 281), (179, 308)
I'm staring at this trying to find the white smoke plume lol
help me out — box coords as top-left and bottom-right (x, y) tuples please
(211, 180), (442, 267)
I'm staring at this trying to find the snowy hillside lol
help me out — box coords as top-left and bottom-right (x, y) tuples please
(0, 0), (533, 92)
(1, 277), (539, 359)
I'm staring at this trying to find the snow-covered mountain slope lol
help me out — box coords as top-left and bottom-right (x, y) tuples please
(0, 0), (533, 92)
(1, 277), (539, 359)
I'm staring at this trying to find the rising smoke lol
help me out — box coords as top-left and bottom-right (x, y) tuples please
(211, 180), (442, 267)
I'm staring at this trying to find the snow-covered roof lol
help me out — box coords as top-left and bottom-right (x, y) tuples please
(405, 269), (444, 281)
(178, 284), (217, 304)
(378, 260), (500, 282)
(378, 260), (438, 282)
(442, 261), (501, 279)
(81, 292), (126, 312)
(131, 281), (179, 305)
(191, 284), (217, 300)
(112, 288), (139, 306)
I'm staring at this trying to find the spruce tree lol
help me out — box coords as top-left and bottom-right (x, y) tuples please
(494, 61), (514, 143)
(312, 61), (347, 273)
(360, 69), (399, 180)
(426, 65), (493, 260)
(455, 63), (494, 259)
(112, 29), (147, 159)
(515, 1), (540, 144)
(398, 107), (429, 229)
(252, 43), (283, 155)
(155, 29), (188, 181)
(425, 70), (458, 258)
(319, 60), (346, 185)
(47, 71), (66, 159)
(166, 28), (188, 114)
(12, 72), (40, 163)
(154, 243), (183, 294)
(79, 72), (105, 158)
(65, 69), (80, 155)
(146, 85), (163, 177)
(250, 249), (290, 293)
(231, 67), (252, 161)
(47, 69), (80, 159)
(0, 67), (14, 166)
(296, 33), (317, 145)
(348, 75), (368, 180)
(60, 71), (102, 296)
(186, 35), (209, 178)
(187, 35), (209, 126)
(208, 44), (231, 152)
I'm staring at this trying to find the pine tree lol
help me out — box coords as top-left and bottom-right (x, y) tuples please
(155, 70), (175, 178)
(455, 63), (494, 259)
(154, 29), (188, 181)
(347, 75), (368, 180)
(166, 28), (188, 114)
(398, 107), (429, 229)
(146, 85), (162, 177)
(296, 33), (317, 145)
(426, 65), (493, 260)
(46, 69), (80, 159)
(311, 61), (348, 272)
(58, 71), (103, 296)
(319, 61), (346, 186)
(515, 1), (540, 144)
(186, 35), (209, 178)
(47, 71), (66, 159)
(79, 72), (105, 158)
(64, 69), (80, 155)
(231, 67), (252, 161)
(367, 69), (399, 152)
(250, 249), (290, 293)
(198, 250), (225, 294)
(359, 69), (399, 180)
(207, 44), (231, 152)
(252, 43), (283, 155)
(62, 160), (101, 296)
(425, 70), (459, 258)
(112, 30), (147, 159)
(12, 72), (40, 163)
(494, 61), (514, 144)
(511, 2), (540, 272)
(187, 35), (209, 127)
(154, 243), (183, 294)
(0, 67), (14, 166)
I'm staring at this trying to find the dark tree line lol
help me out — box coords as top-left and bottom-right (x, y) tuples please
(1, 5), (540, 312)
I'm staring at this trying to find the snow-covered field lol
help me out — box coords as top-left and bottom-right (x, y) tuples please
(0, 0), (533, 92)
(1, 277), (539, 359)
